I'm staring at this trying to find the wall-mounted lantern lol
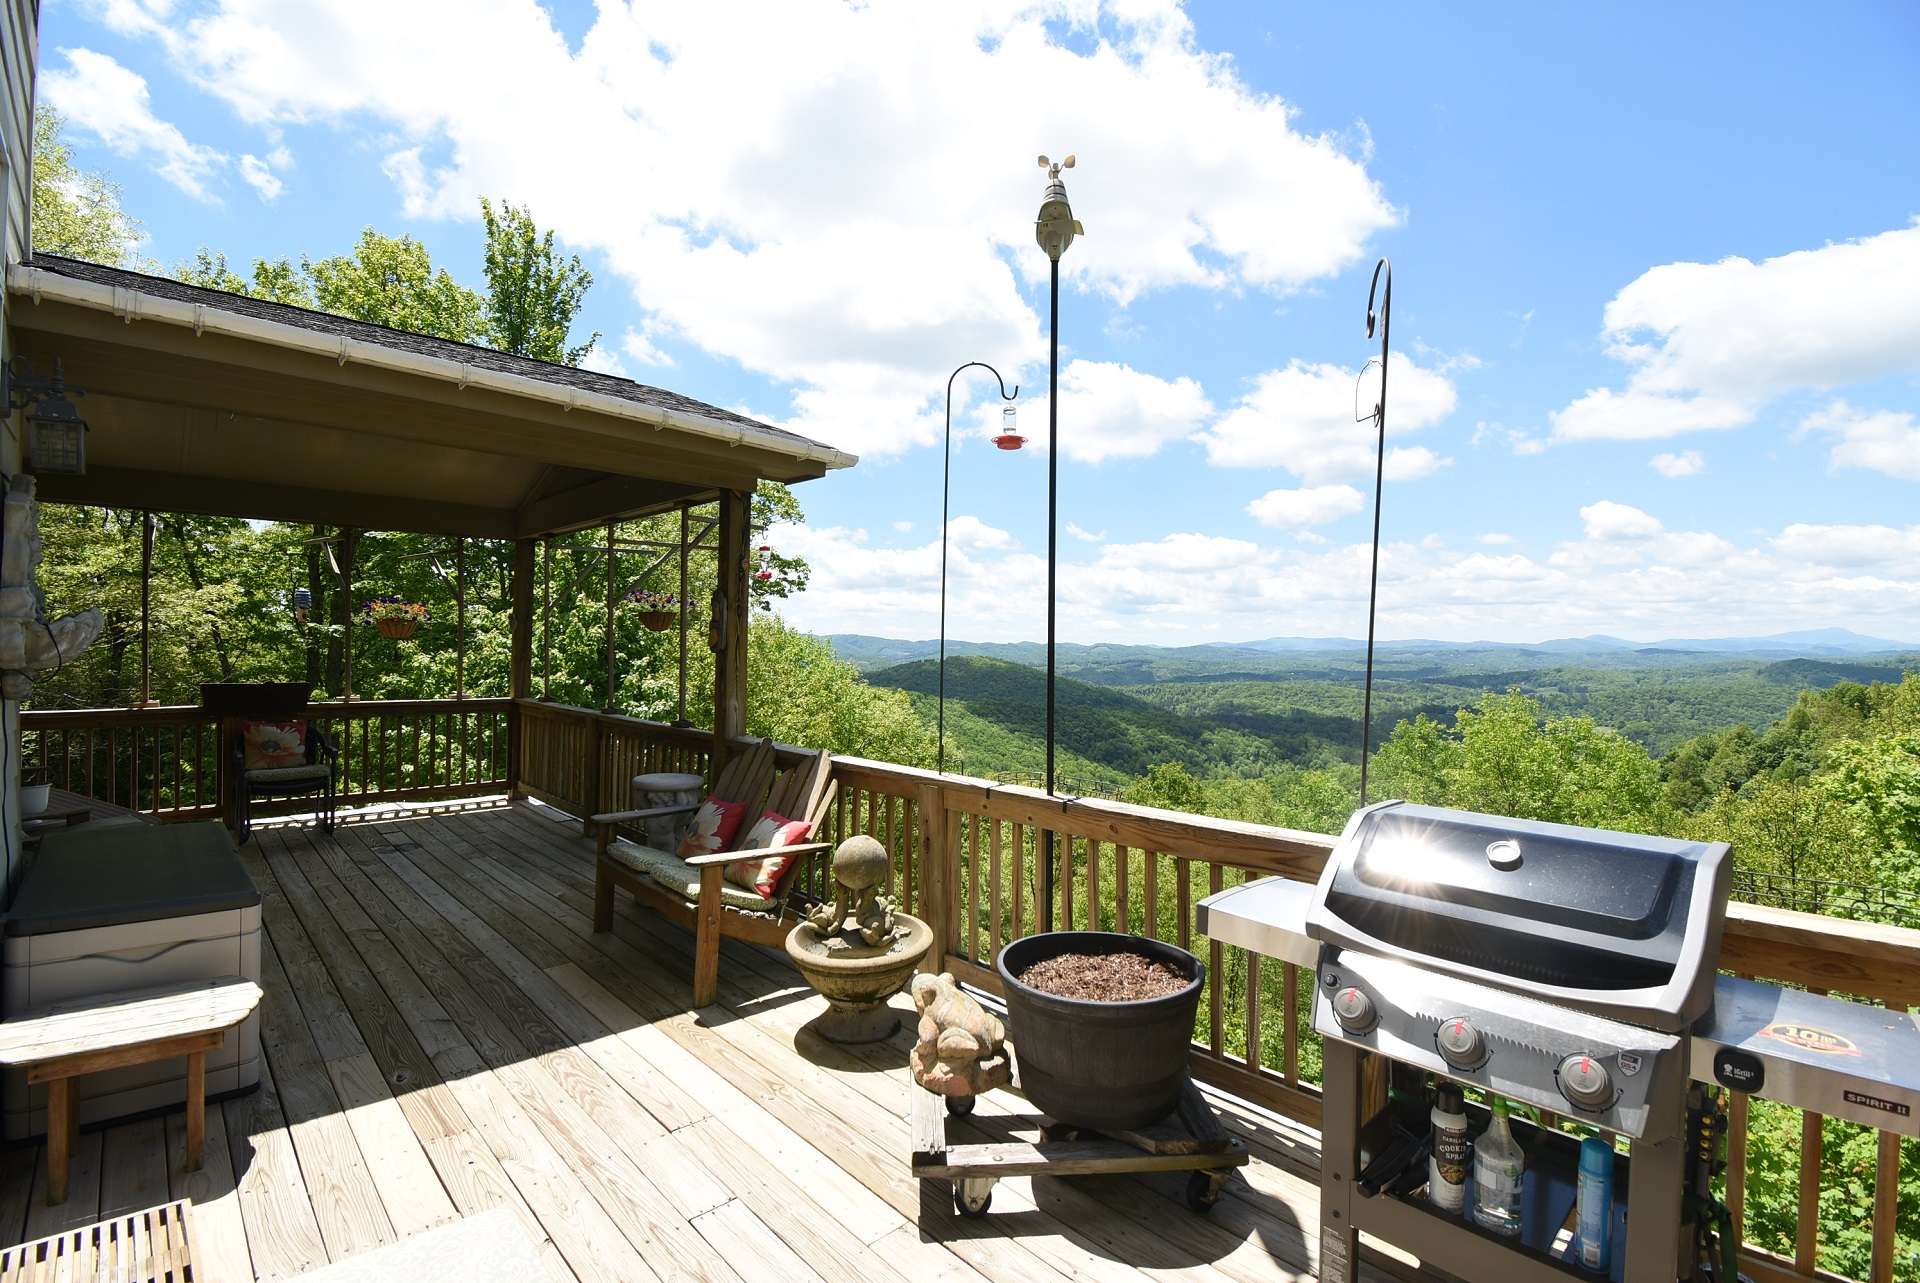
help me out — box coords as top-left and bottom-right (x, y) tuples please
(5, 359), (89, 475)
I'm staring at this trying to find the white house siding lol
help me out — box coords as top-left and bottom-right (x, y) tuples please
(1, 0), (35, 902)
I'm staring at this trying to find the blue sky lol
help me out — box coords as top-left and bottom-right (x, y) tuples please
(32, 1), (1920, 645)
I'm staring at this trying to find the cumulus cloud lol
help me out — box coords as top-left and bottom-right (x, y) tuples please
(1551, 222), (1920, 442)
(40, 48), (226, 200)
(1066, 522), (1106, 542)
(1478, 532), (1514, 546)
(109, 0), (1393, 457)
(1196, 355), (1459, 482)
(1246, 484), (1365, 528)
(1651, 450), (1704, 478)
(1579, 501), (1663, 541)
(237, 152), (282, 200)
(1007, 360), (1214, 463)
(772, 509), (1920, 645)
(1800, 401), (1920, 481)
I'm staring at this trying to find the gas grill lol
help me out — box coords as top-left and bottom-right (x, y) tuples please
(1199, 800), (1920, 1283)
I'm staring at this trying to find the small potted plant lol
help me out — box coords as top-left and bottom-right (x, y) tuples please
(627, 588), (681, 632)
(362, 596), (430, 640)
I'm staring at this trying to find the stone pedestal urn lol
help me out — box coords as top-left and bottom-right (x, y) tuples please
(785, 835), (932, 1043)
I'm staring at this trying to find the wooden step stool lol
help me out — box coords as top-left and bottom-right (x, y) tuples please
(0, 976), (263, 1204)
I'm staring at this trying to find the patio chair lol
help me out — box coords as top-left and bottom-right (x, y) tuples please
(229, 718), (339, 841)
(592, 745), (837, 1007)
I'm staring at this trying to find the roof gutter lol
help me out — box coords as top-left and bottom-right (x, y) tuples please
(7, 262), (859, 472)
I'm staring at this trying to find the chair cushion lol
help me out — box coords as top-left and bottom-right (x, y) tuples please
(677, 798), (747, 858)
(604, 840), (777, 914)
(725, 811), (814, 897)
(244, 763), (333, 785)
(243, 719), (307, 769)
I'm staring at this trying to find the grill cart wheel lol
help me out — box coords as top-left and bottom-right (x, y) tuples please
(1186, 1170), (1226, 1213)
(954, 1178), (994, 1217)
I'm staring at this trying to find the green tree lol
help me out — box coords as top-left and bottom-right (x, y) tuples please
(304, 229), (486, 342)
(478, 198), (598, 365)
(29, 108), (141, 265)
(175, 250), (313, 306)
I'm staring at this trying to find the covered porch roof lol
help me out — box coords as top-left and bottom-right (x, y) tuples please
(5, 255), (856, 538)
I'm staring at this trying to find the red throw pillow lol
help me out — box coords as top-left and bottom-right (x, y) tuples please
(725, 811), (815, 897)
(677, 798), (747, 858)
(243, 719), (307, 769)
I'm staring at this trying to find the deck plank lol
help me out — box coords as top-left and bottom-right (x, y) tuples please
(167, 1095), (257, 1283)
(221, 1033), (329, 1281)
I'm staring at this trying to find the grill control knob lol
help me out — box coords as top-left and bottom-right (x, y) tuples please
(1435, 1017), (1487, 1069)
(1558, 1053), (1613, 1110)
(1330, 986), (1377, 1034)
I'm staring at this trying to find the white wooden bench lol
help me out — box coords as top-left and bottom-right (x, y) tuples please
(0, 976), (263, 1204)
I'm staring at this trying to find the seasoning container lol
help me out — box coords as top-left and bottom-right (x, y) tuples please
(1575, 1135), (1615, 1271)
(1471, 1095), (1525, 1236)
(1428, 1082), (1470, 1213)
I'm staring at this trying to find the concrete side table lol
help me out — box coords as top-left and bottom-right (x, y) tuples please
(630, 771), (705, 852)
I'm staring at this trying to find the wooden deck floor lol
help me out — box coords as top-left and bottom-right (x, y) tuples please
(0, 799), (1413, 1283)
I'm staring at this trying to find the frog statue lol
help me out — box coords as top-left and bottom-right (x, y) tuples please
(909, 972), (1012, 1104)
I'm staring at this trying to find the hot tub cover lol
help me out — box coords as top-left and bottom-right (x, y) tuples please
(5, 822), (259, 936)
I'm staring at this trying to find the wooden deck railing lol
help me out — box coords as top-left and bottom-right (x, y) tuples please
(20, 697), (512, 819)
(24, 697), (1916, 1282)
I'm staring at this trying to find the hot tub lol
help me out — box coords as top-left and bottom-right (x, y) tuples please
(3, 821), (261, 1140)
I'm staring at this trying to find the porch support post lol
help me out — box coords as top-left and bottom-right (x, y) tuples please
(508, 537), (535, 798)
(712, 488), (751, 760)
(137, 511), (153, 707)
(338, 527), (358, 702)
(604, 521), (617, 712)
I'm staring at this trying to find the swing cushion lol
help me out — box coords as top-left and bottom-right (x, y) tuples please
(604, 840), (779, 913)
(725, 812), (815, 897)
(242, 720), (308, 770)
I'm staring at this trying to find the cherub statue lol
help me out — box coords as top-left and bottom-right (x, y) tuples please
(804, 835), (898, 948)
(910, 972), (1012, 1103)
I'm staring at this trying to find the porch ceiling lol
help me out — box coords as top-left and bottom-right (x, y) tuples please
(5, 257), (856, 538)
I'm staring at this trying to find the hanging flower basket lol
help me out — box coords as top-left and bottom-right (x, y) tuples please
(626, 589), (681, 632)
(376, 616), (420, 640)
(363, 596), (429, 640)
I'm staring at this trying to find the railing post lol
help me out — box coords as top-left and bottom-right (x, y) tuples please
(916, 782), (950, 974)
(583, 715), (606, 838)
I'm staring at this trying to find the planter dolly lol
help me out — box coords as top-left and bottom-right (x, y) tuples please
(909, 1079), (1249, 1218)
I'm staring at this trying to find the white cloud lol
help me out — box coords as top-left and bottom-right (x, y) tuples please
(1550, 388), (1749, 442)
(1651, 450), (1704, 478)
(577, 346), (629, 378)
(40, 48), (226, 200)
(1800, 401), (1920, 481)
(237, 152), (282, 200)
(1009, 360), (1214, 463)
(117, 0), (1393, 457)
(619, 328), (676, 369)
(1246, 484), (1365, 528)
(1551, 221), (1920, 442)
(1579, 500), (1663, 541)
(1478, 532), (1514, 546)
(1196, 355), (1459, 482)
(1066, 522), (1105, 542)
(891, 520), (914, 533)
(774, 509), (1920, 645)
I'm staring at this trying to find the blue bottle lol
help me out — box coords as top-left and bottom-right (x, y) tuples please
(1575, 1136), (1614, 1272)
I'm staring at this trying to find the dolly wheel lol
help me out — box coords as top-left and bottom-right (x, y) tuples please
(1186, 1171), (1225, 1213)
(946, 1095), (976, 1117)
(955, 1178), (994, 1218)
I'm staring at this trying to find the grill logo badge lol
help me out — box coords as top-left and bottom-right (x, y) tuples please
(1758, 1023), (1861, 1056)
(1843, 1090), (1911, 1118)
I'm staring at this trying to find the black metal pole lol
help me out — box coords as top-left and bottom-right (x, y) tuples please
(939, 362), (1016, 776)
(1359, 259), (1392, 806)
(1042, 256), (1061, 932)
(676, 505), (691, 727)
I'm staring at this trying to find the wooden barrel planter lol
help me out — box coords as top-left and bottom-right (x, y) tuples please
(638, 610), (678, 633)
(374, 617), (419, 640)
(996, 931), (1206, 1131)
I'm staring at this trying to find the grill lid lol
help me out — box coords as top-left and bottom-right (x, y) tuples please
(1306, 801), (1730, 1031)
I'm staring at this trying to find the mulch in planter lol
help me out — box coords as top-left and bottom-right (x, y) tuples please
(1017, 951), (1189, 1001)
